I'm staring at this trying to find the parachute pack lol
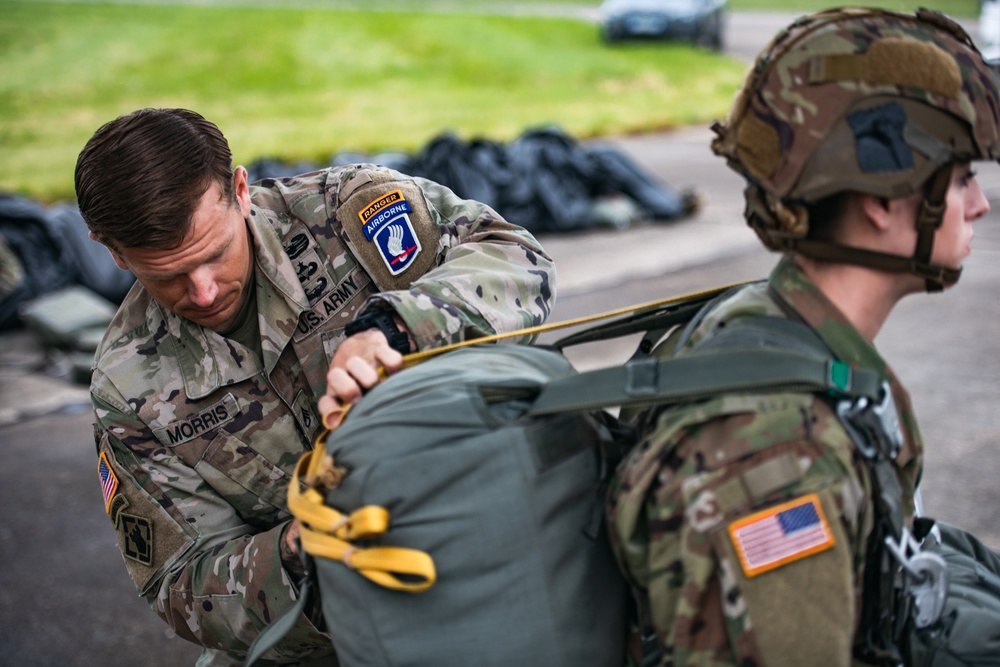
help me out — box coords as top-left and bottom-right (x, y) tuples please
(245, 283), (1000, 667)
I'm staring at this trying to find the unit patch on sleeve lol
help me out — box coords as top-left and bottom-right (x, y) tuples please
(728, 493), (835, 577)
(99, 451), (119, 514)
(358, 189), (422, 276)
(120, 513), (154, 566)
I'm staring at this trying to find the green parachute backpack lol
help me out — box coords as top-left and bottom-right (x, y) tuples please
(905, 519), (1000, 667)
(243, 285), (741, 667)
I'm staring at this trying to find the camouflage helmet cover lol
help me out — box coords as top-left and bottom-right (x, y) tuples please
(711, 7), (1000, 264)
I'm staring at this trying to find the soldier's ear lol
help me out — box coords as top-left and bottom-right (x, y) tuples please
(88, 231), (130, 271)
(234, 166), (251, 219)
(859, 194), (894, 232)
(107, 247), (129, 271)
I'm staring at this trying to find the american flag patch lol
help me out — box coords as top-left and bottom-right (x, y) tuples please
(728, 493), (835, 577)
(99, 451), (119, 514)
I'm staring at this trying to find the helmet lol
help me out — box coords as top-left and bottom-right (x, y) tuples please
(711, 7), (1000, 290)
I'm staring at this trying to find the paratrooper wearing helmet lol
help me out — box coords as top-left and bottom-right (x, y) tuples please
(607, 8), (1000, 667)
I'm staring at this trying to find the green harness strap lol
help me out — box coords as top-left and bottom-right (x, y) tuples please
(531, 316), (882, 416)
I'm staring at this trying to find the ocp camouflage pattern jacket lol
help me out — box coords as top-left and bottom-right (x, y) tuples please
(90, 165), (555, 666)
(608, 257), (923, 667)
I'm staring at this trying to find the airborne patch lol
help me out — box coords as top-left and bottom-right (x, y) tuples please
(357, 189), (422, 276)
(99, 451), (119, 514)
(728, 493), (835, 577)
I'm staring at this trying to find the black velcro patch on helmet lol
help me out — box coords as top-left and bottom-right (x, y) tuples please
(848, 102), (914, 173)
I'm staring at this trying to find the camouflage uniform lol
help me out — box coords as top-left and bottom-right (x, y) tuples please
(607, 257), (923, 667)
(91, 165), (555, 666)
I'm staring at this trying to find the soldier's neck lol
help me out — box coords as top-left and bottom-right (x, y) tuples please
(793, 255), (914, 343)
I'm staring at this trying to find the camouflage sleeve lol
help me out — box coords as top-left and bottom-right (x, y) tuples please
(607, 392), (872, 667)
(91, 391), (333, 665)
(360, 176), (555, 349)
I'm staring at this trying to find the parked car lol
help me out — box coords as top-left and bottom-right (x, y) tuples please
(599, 0), (726, 50)
(980, 0), (999, 74)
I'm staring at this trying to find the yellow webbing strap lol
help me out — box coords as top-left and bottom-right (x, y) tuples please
(396, 281), (748, 372)
(299, 528), (436, 593)
(288, 447), (437, 593)
(296, 283), (748, 591)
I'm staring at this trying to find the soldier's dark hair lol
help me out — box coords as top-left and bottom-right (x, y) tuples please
(74, 108), (236, 251)
(804, 192), (852, 243)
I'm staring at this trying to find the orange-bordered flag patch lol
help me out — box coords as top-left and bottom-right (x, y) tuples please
(728, 493), (835, 577)
(99, 451), (119, 514)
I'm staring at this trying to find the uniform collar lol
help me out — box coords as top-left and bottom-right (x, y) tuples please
(768, 256), (923, 469)
(768, 256), (881, 371)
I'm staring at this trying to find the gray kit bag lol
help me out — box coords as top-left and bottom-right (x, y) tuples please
(243, 286), (736, 667)
(247, 344), (635, 667)
(906, 520), (1000, 666)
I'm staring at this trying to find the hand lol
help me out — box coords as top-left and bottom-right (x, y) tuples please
(318, 328), (405, 427)
(282, 518), (302, 557)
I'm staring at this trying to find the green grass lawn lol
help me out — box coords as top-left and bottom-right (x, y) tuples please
(0, 0), (984, 201)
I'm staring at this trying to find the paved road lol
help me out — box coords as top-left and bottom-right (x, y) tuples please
(1, 8), (996, 667)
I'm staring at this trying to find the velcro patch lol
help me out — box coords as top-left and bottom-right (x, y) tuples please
(335, 170), (440, 293)
(358, 190), (422, 276)
(99, 451), (119, 514)
(728, 493), (835, 577)
(848, 102), (914, 173)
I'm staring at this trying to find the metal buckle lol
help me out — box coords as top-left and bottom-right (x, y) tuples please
(836, 381), (904, 460)
(884, 528), (949, 629)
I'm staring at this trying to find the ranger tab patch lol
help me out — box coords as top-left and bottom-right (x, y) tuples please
(728, 493), (835, 577)
(358, 189), (422, 275)
(99, 451), (119, 514)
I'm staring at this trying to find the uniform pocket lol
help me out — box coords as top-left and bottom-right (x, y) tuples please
(195, 431), (294, 527)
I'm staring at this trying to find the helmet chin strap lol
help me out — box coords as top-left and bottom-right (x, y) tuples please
(747, 164), (960, 292)
(910, 164), (955, 292)
(788, 239), (961, 291)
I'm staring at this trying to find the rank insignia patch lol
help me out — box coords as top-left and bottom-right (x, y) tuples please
(99, 451), (119, 514)
(728, 493), (835, 577)
(358, 189), (422, 275)
(121, 514), (153, 566)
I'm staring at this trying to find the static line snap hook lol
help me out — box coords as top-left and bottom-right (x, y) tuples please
(884, 527), (922, 579)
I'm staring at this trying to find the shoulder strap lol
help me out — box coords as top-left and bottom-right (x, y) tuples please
(528, 316), (881, 416)
(547, 285), (742, 351)
(394, 282), (751, 371)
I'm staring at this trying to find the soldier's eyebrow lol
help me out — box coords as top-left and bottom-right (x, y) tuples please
(142, 235), (234, 282)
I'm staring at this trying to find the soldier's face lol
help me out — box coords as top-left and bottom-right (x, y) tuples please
(930, 162), (990, 272)
(883, 162), (990, 291)
(111, 168), (255, 332)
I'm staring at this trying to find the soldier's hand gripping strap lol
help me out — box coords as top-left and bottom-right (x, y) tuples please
(288, 440), (437, 594)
